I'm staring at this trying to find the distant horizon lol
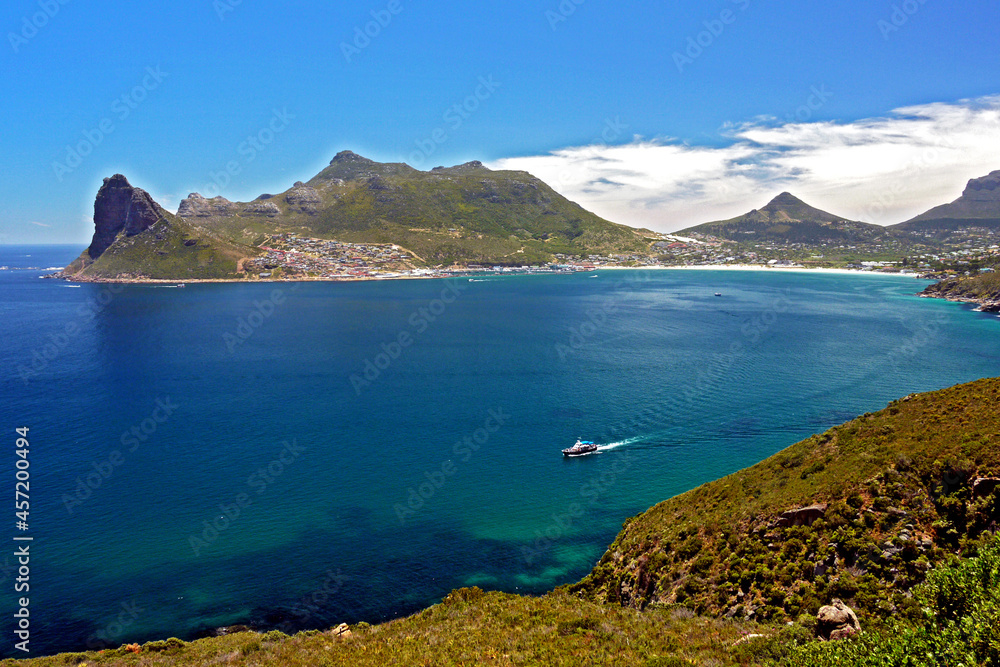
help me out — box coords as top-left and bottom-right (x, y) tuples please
(3, 0), (999, 243)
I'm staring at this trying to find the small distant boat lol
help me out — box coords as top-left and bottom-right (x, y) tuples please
(714, 292), (722, 297)
(176, 284), (185, 288)
(562, 438), (598, 457)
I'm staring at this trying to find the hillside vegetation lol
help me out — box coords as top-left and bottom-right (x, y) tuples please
(571, 378), (1000, 625)
(180, 152), (650, 267)
(922, 271), (1000, 311)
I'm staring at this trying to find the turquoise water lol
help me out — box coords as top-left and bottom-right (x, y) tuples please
(2, 246), (999, 656)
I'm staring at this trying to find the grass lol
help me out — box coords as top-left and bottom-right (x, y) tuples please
(3, 590), (774, 666)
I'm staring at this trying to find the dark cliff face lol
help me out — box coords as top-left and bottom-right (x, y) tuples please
(88, 174), (167, 259)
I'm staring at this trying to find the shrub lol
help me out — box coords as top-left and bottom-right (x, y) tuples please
(556, 617), (599, 636)
(443, 586), (486, 605)
(261, 629), (287, 642)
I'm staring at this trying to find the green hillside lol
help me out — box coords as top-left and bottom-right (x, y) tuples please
(571, 378), (1000, 624)
(62, 213), (253, 281)
(921, 271), (1000, 311)
(181, 151), (650, 266)
(680, 192), (918, 247)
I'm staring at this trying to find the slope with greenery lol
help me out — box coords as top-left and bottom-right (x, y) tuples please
(679, 192), (925, 248)
(922, 270), (1000, 311)
(61, 212), (254, 281)
(571, 377), (1000, 625)
(179, 151), (652, 267)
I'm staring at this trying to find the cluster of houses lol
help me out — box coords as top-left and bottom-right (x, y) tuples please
(245, 234), (415, 279)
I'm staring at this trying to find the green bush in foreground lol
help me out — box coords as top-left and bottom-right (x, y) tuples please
(782, 534), (1000, 666)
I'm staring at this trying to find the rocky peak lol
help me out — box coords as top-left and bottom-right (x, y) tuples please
(88, 174), (167, 259)
(177, 193), (239, 218)
(330, 150), (372, 165)
(963, 170), (1000, 202)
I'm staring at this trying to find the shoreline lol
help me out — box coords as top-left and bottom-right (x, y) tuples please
(47, 264), (929, 285)
(597, 264), (927, 279)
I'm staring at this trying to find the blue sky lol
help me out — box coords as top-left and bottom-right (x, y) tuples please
(2, 0), (999, 243)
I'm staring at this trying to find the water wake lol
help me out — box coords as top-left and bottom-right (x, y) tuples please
(598, 436), (646, 451)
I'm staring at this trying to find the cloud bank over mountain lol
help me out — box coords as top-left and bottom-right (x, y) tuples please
(491, 96), (1000, 232)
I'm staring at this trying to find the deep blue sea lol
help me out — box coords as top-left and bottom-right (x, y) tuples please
(2, 245), (999, 656)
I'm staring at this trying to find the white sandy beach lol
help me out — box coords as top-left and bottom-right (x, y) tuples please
(597, 264), (926, 278)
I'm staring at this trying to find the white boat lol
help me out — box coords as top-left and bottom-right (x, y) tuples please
(562, 438), (598, 457)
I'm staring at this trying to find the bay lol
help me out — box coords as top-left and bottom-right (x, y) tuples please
(1, 245), (998, 656)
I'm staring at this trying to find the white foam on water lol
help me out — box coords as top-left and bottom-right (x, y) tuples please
(598, 435), (645, 451)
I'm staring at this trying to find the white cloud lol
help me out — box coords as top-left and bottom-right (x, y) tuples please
(29, 221), (51, 227)
(490, 95), (1000, 232)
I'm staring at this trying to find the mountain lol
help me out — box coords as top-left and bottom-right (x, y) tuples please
(174, 150), (649, 267)
(58, 154), (653, 280)
(894, 169), (1000, 234)
(679, 192), (904, 245)
(60, 175), (254, 281)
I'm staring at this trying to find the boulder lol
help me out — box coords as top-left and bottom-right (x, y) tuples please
(816, 599), (860, 641)
(330, 623), (352, 639)
(973, 477), (1000, 498)
(775, 503), (828, 528)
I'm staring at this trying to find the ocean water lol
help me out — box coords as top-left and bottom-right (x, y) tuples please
(1, 245), (999, 656)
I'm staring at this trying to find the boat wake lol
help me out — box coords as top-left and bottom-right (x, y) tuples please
(597, 436), (645, 451)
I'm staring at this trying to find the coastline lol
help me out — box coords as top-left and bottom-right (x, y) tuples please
(598, 264), (926, 278)
(48, 264), (929, 285)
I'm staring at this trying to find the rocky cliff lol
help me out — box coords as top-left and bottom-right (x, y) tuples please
(87, 174), (169, 259)
(895, 169), (1000, 231)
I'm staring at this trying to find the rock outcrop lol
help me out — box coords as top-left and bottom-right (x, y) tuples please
(88, 174), (169, 259)
(285, 183), (321, 215)
(774, 503), (828, 528)
(973, 477), (1000, 498)
(816, 599), (860, 641)
(897, 169), (1000, 228)
(242, 201), (281, 217)
(177, 193), (239, 218)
